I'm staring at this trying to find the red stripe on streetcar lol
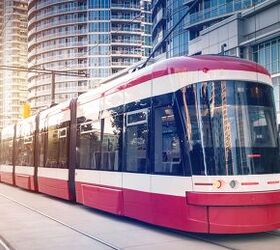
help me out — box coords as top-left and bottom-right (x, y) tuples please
(77, 56), (270, 106)
(241, 182), (259, 186)
(267, 181), (280, 185)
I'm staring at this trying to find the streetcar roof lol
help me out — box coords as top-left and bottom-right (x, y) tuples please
(39, 99), (71, 121)
(1, 124), (14, 139)
(16, 116), (36, 136)
(77, 55), (270, 105)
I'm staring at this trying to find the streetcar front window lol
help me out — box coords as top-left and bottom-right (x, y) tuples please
(178, 80), (280, 175)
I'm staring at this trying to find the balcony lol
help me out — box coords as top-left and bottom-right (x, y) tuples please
(111, 3), (141, 10)
(29, 7), (87, 26)
(184, 0), (264, 29)
(111, 49), (142, 57)
(28, 53), (87, 67)
(111, 27), (142, 34)
(28, 30), (87, 49)
(111, 14), (141, 22)
(29, 17), (88, 35)
(28, 41), (88, 57)
(111, 39), (142, 46)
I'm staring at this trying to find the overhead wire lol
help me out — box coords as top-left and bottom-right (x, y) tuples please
(0, 65), (88, 77)
(141, 0), (200, 68)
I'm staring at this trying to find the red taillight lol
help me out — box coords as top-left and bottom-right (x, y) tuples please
(247, 154), (261, 158)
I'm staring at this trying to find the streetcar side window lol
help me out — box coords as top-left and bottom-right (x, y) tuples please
(46, 127), (59, 168)
(16, 135), (34, 166)
(1, 139), (13, 165)
(58, 127), (68, 168)
(77, 120), (102, 170)
(124, 109), (149, 173)
(45, 121), (69, 169)
(153, 106), (183, 175)
(38, 131), (46, 167)
(100, 114), (123, 171)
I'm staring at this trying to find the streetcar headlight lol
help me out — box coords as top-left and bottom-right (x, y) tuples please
(213, 180), (223, 189)
(229, 180), (238, 188)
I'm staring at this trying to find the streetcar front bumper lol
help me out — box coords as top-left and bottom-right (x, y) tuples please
(186, 191), (280, 234)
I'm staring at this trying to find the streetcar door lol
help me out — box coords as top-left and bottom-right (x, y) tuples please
(122, 108), (153, 222)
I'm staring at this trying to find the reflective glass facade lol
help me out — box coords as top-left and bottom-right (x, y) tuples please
(0, 0), (28, 129)
(253, 37), (280, 114)
(152, 0), (266, 57)
(28, 0), (152, 110)
(273, 76), (280, 114)
(253, 38), (280, 76)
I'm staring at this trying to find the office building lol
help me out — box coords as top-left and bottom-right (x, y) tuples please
(152, 0), (266, 58)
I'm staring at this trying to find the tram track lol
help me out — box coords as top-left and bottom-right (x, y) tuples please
(0, 236), (12, 250)
(0, 192), (120, 250)
(178, 232), (236, 250)
(0, 190), (237, 250)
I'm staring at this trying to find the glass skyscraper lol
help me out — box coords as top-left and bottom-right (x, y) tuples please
(152, 0), (266, 57)
(28, 0), (152, 110)
(0, 0), (28, 129)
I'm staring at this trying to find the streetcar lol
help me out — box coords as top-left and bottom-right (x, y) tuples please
(1, 55), (280, 234)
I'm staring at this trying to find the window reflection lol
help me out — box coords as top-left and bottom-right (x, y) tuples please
(180, 81), (280, 175)
(154, 106), (183, 175)
(125, 109), (148, 173)
(0, 139), (13, 165)
(101, 115), (122, 171)
(78, 120), (101, 170)
(45, 122), (69, 169)
(76, 113), (123, 171)
(16, 136), (34, 166)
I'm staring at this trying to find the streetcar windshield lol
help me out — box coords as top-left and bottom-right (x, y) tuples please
(178, 80), (280, 175)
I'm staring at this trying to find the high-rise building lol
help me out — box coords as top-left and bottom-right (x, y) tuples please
(152, 0), (266, 58)
(28, 0), (152, 110)
(0, 0), (28, 129)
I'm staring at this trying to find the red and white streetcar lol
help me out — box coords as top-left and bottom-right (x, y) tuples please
(1, 55), (280, 234)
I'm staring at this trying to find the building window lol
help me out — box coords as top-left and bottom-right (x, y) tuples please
(253, 37), (280, 75)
